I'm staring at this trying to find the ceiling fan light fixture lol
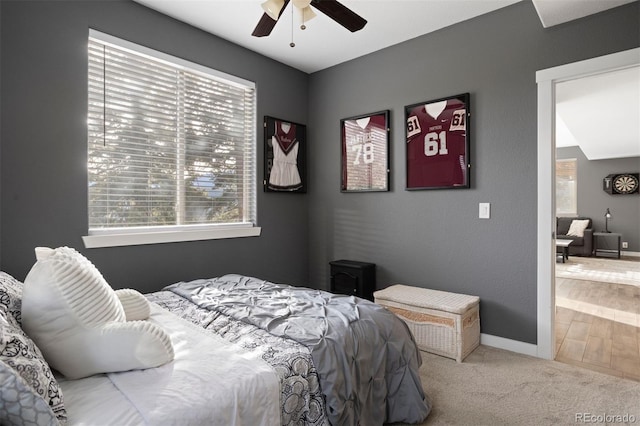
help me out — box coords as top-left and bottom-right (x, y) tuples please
(252, 0), (367, 38)
(301, 6), (316, 22)
(261, 0), (285, 21)
(291, 0), (311, 9)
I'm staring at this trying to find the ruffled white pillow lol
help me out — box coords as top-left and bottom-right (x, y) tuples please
(22, 247), (174, 379)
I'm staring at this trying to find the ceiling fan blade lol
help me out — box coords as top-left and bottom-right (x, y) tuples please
(252, 0), (291, 37)
(252, 14), (277, 37)
(311, 0), (367, 32)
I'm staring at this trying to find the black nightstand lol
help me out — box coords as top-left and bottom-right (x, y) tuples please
(329, 260), (376, 301)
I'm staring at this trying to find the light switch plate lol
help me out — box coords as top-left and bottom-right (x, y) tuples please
(479, 203), (491, 219)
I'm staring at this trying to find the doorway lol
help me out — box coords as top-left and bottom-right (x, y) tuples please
(536, 48), (640, 361)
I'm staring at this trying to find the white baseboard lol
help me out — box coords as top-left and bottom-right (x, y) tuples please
(480, 333), (538, 357)
(622, 250), (640, 258)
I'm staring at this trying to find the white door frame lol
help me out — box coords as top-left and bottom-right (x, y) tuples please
(536, 48), (640, 359)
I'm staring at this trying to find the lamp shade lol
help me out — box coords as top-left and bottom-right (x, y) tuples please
(605, 208), (612, 232)
(261, 0), (285, 20)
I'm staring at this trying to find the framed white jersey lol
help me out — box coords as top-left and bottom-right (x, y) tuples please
(405, 93), (471, 190)
(341, 110), (390, 192)
(264, 116), (307, 193)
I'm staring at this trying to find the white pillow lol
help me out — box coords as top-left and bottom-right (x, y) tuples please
(22, 247), (174, 379)
(116, 288), (151, 321)
(566, 219), (590, 237)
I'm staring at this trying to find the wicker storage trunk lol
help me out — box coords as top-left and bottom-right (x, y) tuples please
(374, 284), (480, 362)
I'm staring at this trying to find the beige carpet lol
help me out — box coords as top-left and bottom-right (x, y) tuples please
(555, 257), (640, 287)
(389, 345), (640, 425)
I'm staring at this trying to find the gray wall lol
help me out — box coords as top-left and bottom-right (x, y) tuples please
(558, 147), (640, 251)
(307, 1), (640, 343)
(0, 0), (310, 291)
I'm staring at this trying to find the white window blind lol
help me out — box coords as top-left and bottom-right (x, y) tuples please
(86, 31), (258, 247)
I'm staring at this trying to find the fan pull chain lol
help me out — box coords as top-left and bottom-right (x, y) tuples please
(290, 5), (295, 47)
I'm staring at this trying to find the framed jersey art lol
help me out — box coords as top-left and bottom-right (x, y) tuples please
(264, 116), (306, 193)
(341, 110), (390, 192)
(405, 93), (471, 190)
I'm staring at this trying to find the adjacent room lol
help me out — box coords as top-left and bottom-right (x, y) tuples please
(553, 67), (640, 379)
(1, 0), (639, 424)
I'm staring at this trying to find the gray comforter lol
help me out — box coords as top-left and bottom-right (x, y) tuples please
(165, 274), (431, 426)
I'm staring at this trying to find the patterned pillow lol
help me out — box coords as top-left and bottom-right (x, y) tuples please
(0, 303), (67, 424)
(0, 271), (23, 325)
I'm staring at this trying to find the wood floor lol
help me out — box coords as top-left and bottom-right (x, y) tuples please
(555, 256), (640, 382)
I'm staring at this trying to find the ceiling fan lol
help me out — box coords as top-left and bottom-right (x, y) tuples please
(252, 0), (367, 38)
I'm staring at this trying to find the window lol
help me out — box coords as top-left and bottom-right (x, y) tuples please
(556, 158), (577, 216)
(84, 30), (259, 248)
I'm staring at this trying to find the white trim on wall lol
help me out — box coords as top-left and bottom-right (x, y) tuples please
(536, 72), (556, 360)
(83, 226), (262, 248)
(536, 48), (640, 360)
(480, 333), (538, 357)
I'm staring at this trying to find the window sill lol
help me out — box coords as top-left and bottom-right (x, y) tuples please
(82, 226), (261, 248)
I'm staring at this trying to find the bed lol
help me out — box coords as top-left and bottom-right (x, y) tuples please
(1, 249), (432, 426)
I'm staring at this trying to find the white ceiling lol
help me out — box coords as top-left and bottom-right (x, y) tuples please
(132, 0), (522, 73)
(133, 0), (636, 74)
(556, 65), (640, 160)
(531, 0), (637, 28)
(133, 0), (639, 160)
